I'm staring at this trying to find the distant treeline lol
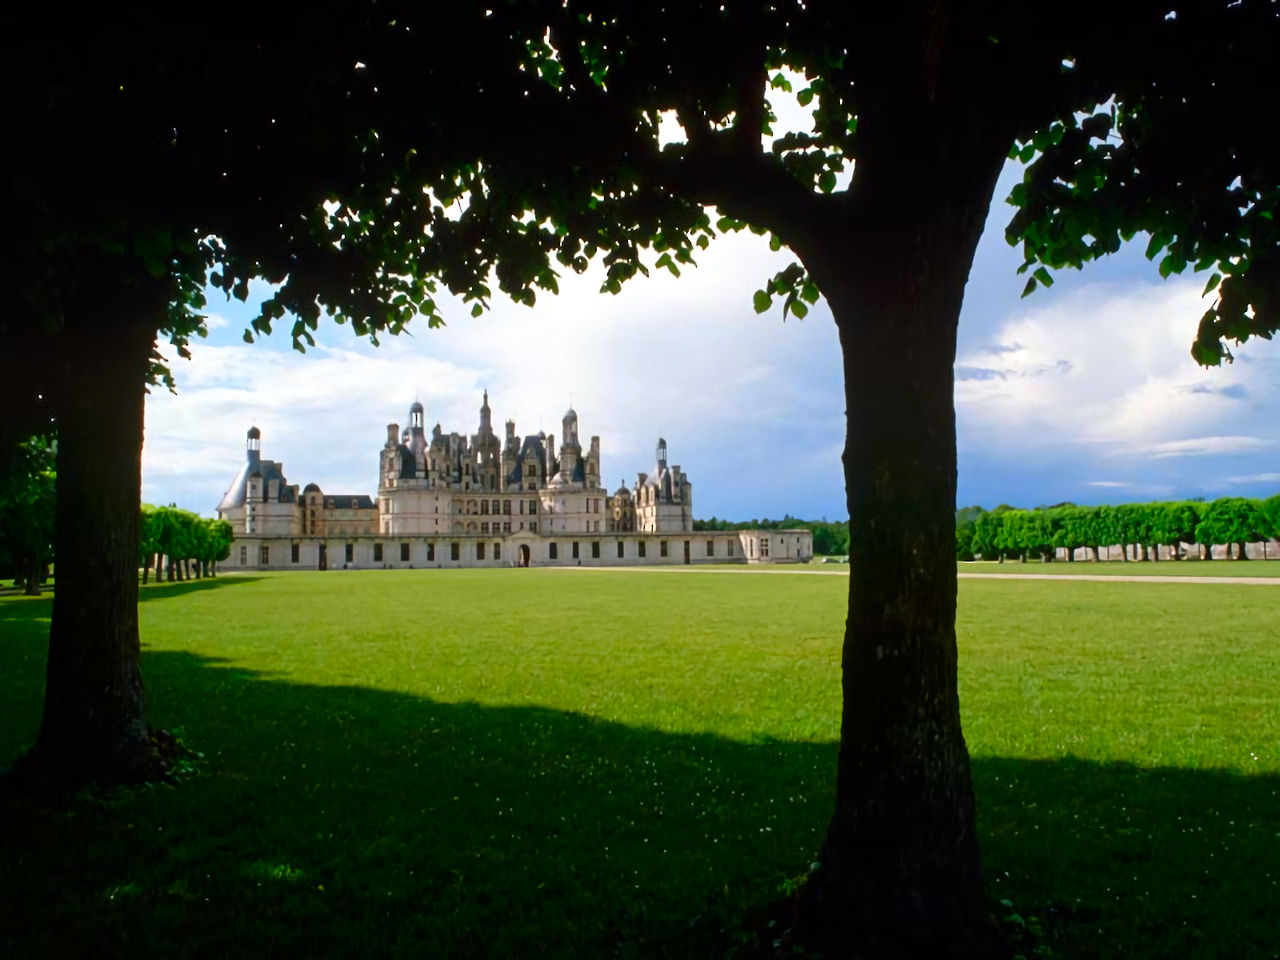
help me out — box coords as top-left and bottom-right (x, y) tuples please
(956, 495), (1280, 562)
(141, 505), (235, 582)
(693, 515), (850, 556)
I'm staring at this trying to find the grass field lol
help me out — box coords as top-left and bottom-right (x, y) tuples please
(1, 569), (1277, 958)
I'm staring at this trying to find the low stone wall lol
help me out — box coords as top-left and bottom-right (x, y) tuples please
(222, 529), (814, 572)
(1052, 539), (1280, 562)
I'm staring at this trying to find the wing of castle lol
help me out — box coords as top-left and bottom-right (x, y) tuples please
(214, 393), (811, 568)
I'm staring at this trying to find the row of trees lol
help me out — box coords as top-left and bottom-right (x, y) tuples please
(140, 507), (234, 582)
(0, 436), (56, 595)
(693, 515), (851, 556)
(957, 496), (1280, 563)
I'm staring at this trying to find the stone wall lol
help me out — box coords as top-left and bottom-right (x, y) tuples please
(223, 529), (814, 572)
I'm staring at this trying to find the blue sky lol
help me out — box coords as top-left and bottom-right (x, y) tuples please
(143, 161), (1280, 520)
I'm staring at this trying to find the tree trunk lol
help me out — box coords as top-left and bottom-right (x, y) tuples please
(788, 126), (1007, 958)
(24, 554), (42, 596)
(17, 272), (168, 787)
(1235, 541), (1248, 560)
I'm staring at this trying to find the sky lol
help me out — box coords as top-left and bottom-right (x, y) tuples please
(143, 161), (1280, 521)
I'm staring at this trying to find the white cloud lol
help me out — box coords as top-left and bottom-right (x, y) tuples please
(1226, 472), (1280, 485)
(1088, 481), (1129, 488)
(143, 232), (847, 518)
(956, 279), (1276, 462)
(1141, 436), (1275, 459)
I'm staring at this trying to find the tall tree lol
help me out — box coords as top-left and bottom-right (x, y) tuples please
(1, 4), (482, 784)
(0, 435), (56, 595)
(289, 4), (1274, 952)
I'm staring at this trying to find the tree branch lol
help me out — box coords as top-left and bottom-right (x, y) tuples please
(649, 131), (838, 251)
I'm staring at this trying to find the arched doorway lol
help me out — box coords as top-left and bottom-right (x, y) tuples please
(519, 544), (531, 567)
(318, 543), (327, 571)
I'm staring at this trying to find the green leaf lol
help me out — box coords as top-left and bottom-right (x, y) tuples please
(470, 302), (483, 317)
(818, 170), (837, 194)
(796, 88), (814, 107)
(1202, 273), (1221, 296)
(1032, 266), (1053, 289)
(1021, 276), (1037, 298)
(752, 289), (772, 314)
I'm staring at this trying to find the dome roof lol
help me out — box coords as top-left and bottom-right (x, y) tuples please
(247, 426), (261, 440)
(563, 406), (577, 421)
(303, 482), (321, 494)
(409, 401), (425, 414)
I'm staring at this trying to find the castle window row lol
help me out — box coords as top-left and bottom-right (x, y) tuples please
(222, 532), (792, 573)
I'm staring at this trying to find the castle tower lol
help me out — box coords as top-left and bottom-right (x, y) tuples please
(472, 390), (501, 490)
(247, 425), (261, 468)
(587, 435), (601, 486)
(406, 401), (427, 474)
(558, 407), (581, 483)
(562, 406), (580, 446)
(502, 419), (518, 487)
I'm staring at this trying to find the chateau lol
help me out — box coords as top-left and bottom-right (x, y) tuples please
(216, 395), (812, 569)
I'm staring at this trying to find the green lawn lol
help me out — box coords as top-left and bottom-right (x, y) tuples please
(1, 570), (1277, 958)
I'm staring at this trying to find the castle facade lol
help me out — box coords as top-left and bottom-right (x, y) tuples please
(216, 395), (812, 570)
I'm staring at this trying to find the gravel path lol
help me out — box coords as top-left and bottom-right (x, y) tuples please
(957, 572), (1280, 585)
(546, 566), (1280, 584)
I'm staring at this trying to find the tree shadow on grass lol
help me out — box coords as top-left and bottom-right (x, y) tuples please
(972, 756), (1279, 960)
(138, 576), (267, 602)
(0, 635), (1274, 959)
(0, 647), (838, 959)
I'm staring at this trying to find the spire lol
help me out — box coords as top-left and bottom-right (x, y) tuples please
(246, 426), (261, 466)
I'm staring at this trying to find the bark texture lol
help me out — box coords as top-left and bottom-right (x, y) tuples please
(787, 110), (1010, 957)
(18, 274), (168, 787)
